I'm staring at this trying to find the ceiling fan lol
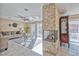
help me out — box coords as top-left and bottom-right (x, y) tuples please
(16, 14), (29, 21)
(16, 8), (29, 21)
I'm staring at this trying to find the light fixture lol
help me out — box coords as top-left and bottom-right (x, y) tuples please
(24, 8), (28, 11)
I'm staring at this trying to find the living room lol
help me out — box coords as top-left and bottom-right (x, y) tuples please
(0, 3), (43, 56)
(0, 3), (79, 56)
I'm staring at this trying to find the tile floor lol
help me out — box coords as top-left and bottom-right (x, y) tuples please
(0, 40), (41, 56)
(12, 37), (43, 55)
(0, 38), (79, 56)
(32, 37), (43, 55)
(68, 42), (79, 56)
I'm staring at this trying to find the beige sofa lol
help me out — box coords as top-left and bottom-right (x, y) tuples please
(0, 36), (9, 51)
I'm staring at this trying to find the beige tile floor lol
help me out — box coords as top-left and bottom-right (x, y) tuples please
(0, 40), (79, 56)
(0, 40), (41, 56)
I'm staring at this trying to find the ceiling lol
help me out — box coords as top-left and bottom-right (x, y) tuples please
(0, 3), (42, 19)
(0, 3), (79, 19)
